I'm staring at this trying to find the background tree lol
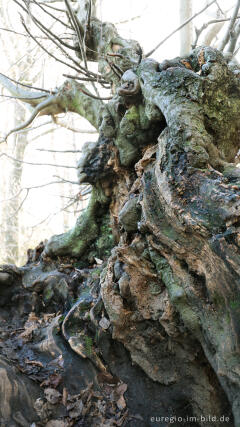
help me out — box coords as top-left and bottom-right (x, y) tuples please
(179, 0), (193, 55)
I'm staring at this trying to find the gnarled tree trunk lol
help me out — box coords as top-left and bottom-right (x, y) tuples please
(1, 2), (240, 425)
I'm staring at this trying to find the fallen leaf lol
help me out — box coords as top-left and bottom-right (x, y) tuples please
(40, 373), (62, 389)
(25, 359), (43, 368)
(97, 372), (119, 385)
(116, 395), (126, 410)
(62, 387), (68, 406)
(68, 400), (83, 418)
(44, 388), (61, 404)
(115, 383), (128, 410)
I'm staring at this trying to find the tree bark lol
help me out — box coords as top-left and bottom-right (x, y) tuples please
(1, 2), (240, 425)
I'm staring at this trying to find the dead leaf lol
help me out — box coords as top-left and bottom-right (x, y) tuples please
(40, 373), (62, 389)
(116, 395), (126, 410)
(25, 359), (43, 368)
(97, 372), (119, 385)
(48, 354), (64, 368)
(68, 400), (83, 418)
(44, 388), (61, 404)
(115, 383), (128, 410)
(62, 387), (68, 406)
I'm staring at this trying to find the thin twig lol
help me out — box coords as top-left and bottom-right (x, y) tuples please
(79, 87), (112, 101)
(115, 15), (141, 25)
(21, 16), (85, 75)
(105, 58), (122, 79)
(63, 73), (108, 84)
(53, 175), (80, 185)
(215, 0), (224, 16)
(38, 2), (66, 12)
(146, 0), (217, 57)
(0, 72), (53, 94)
(30, 194), (85, 229)
(63, 0), (101, 98)
(24, 0), (72, 29)
(36, 148), (82, 153)
(0, 180), (73, 203)
(0, 152), (76, 168)
(28, 128), (57, 143)
(14, 120), (53, 134)
(9, 189), (29, 218)
(26, 13), (85, 70)
(0, 26), (59, 39)
(64, 0), (87, 67)
(27, 0), (76, 48)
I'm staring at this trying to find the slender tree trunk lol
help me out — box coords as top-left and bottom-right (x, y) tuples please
(2, 104), (28, 264)
(179, 0), (193, 55)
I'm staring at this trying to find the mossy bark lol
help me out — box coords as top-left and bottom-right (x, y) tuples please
(41, 44), (240, 423)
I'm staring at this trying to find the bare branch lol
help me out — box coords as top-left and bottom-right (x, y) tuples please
(14, 120), (53, 134)
(8, 189), (30, 218)
(53, 175), (80, 185)
(30, 193), (87, 229)
(24, 12), (85, 70)
(28, 0), (72, 30)
(64, 0), (87, 67)
(193, 16), (240, 49)
(226, 19), (240, 53)
(219, 0), (240, 51)
(20, 16), (85, 75)
(27, 0), (76, 46)
(0, 26), (56, 39)
(0, 152), (76, 168)
(62, 73), (108, 84)
(77, 86), (112, 101)
(0, 180), (76, 203)
(37, 3), (66, 13)
(0, 73), (49, 106)
(1, 94), (58, 143)
(115, 15), (141, 25)
(215, 0), (224, 16)
(63, 0), (101, 97)
(28, 128), (57, 143)
(146, 0), (217, 58)
(36, 148), (82, 153)
(0, 72), (53, 94)
(52, 116), (98, 133)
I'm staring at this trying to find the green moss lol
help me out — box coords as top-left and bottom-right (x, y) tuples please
(229, 299), (240, 310)
(95, 213), (114, 258)
(43, 284), (54, 302)
(149, 248), (200, 332)
(85, 336), (93, 356)
(91, 267), (102, 279)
